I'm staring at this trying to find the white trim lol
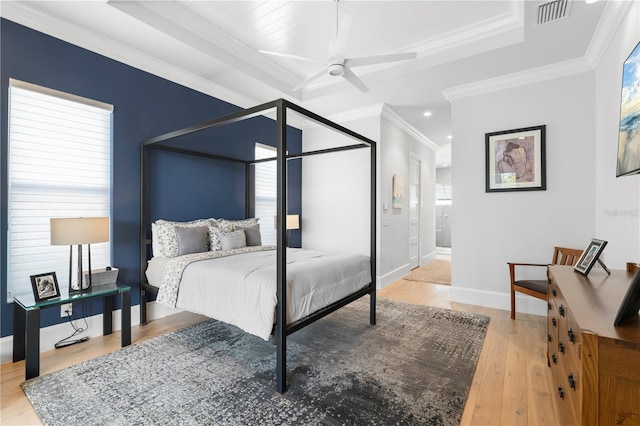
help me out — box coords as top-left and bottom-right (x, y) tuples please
(382, 105), (440, 152)
(9, 78), (114, 111)
(421, 250), (437, 264)
(442, 57), (593, 101)
(442, 1), (633, 101)
(449, 286), (546, 317)
(325, 103), (385, 125)
(377, 262), (411, 289)
(0, 302), (176, 365)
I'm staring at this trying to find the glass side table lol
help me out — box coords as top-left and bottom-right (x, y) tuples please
(13, 282), (131, 379)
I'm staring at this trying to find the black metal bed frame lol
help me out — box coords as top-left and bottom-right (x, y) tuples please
(139, 98), (376, 393)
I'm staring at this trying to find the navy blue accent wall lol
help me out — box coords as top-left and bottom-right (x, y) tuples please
(0, 19), (302, 337)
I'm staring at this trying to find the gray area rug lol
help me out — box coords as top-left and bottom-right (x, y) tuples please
(22, 298), (489, 425)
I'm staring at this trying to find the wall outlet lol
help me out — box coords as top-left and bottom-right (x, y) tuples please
(61, 303), (72, 317)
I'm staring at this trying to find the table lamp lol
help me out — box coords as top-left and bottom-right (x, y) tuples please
(50, 217), (109, 293)
(273, 214), (300, 247)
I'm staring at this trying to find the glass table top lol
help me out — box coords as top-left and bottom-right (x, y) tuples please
(13, 283), (131, 310)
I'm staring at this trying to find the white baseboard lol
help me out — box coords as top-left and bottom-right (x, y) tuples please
(1, 302), (177, 365)
(449, 286), (547, 317)
(377, 262), (411, 289)
(421, 251), (437, 264)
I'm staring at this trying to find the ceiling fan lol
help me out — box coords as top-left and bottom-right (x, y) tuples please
(259, 0), (417, 93)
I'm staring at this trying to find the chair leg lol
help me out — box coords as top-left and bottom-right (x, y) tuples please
(510, 288), (516, 320)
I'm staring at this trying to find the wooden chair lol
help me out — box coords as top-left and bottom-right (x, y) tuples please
(509, 246), (584, 319)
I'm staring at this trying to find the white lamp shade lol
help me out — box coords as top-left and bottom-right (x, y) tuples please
(286, 215), (300, 230)
(273, 214), (300, 230)
(50, 217), (110, 245)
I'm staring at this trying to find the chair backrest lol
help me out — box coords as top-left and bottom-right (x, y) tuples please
(552, 246), (583, 266)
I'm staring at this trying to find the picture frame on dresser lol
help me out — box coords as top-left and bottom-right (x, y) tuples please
(614, 269), (640, 326)
(574, 238), (609, 276)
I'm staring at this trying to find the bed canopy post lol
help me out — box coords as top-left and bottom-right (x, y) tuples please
(370, 140), (377, 326)
(275, 100), (288, 394)
(140, 144), (149, 325)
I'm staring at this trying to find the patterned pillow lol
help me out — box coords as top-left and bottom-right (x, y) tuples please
(154, 218), (217, 258)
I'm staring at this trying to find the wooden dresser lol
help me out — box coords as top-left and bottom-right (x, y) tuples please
(547, 265), (640, 425)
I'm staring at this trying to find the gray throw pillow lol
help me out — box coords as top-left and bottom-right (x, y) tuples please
(220, 230), (247, 250)
(238, 223), (262, 246)
(175, 226), (208, 256)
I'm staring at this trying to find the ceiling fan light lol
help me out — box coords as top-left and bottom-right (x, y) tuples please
(328, 63), (344, 76)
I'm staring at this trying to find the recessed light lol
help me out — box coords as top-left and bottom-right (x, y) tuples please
(585, 0), (599, 3)
(447, 135), (452, 139)
(423, 111), (432, 117)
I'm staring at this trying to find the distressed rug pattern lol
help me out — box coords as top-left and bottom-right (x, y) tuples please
(22, 298), (489, 425)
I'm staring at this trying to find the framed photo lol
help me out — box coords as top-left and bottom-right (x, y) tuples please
(392, 174), (404, 208)
(574, 239), (608, 276)
(30, 272), (60, 302)
(485, 125), (546, 192)
(617, 41), (640, 177)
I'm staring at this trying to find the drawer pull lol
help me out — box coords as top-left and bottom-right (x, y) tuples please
(552, 317), (557, 327)
(568, 329), (575, 343)
(548, 302), (552, 311)
(547, 334), (552, 342)
(558, 386), (564, 399)
(559, 342), (565, 353)
(552, 354), (557, 364)
(568, 373), (576, 389)
(552, 288), (557, 297)
(559, 305), (565, 317)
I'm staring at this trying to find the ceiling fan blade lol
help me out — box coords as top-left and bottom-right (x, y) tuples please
(259, 50), (325, 64)
(292, 67), (328, 91)
(330, 13), (353, 58)
(345, 52), (418, 68)
(342, 67), (369, 93)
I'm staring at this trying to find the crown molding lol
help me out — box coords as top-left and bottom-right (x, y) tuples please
(442, 0), (633, 102)
(382, 105), (440, 152)
(584, 0), (634, 67)
(442, 56), (592, 102)
(0, 1), (259, 109)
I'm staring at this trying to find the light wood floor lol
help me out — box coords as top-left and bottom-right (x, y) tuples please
(1, 279), (561, 425)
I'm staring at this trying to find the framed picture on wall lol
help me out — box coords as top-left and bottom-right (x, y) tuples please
(485, 125), (546, 192)
(392, 174), (404, 208)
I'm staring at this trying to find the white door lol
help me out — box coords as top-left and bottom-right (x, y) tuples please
(409, 155), (421, 270)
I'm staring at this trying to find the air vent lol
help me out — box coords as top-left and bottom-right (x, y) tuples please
(536, 0), (571, 25)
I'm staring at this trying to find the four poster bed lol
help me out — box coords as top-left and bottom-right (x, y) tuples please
(139, 99), (376, 393)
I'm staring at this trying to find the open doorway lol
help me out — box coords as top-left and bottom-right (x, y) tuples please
(436, 167), (451, 260)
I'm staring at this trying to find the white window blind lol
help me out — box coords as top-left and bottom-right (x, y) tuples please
(255, 143), (276, 245)
(7, 80), (113, 298)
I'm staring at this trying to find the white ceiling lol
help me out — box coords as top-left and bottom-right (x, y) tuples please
(1, 1), (619, 166)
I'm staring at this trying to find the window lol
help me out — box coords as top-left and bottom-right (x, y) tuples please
(7, 79), (113, 298)
(436, 184), (452, 205)
(254, 143), (276, 245)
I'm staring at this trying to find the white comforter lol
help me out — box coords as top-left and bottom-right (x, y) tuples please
(147, 248), (371, 340)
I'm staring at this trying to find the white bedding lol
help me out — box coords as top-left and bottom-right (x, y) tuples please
(146, 248), (371, 340)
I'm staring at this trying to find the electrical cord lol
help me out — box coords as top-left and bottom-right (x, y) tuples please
(54, 301), (90, 349)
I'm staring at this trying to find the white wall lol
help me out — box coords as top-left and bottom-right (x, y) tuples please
(301, 116), (378, 258)
(301, 111), (437, 288)
(594, 1), (640, 268)
(450, 72), (597, 315)
(379, 115), (437, 286)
